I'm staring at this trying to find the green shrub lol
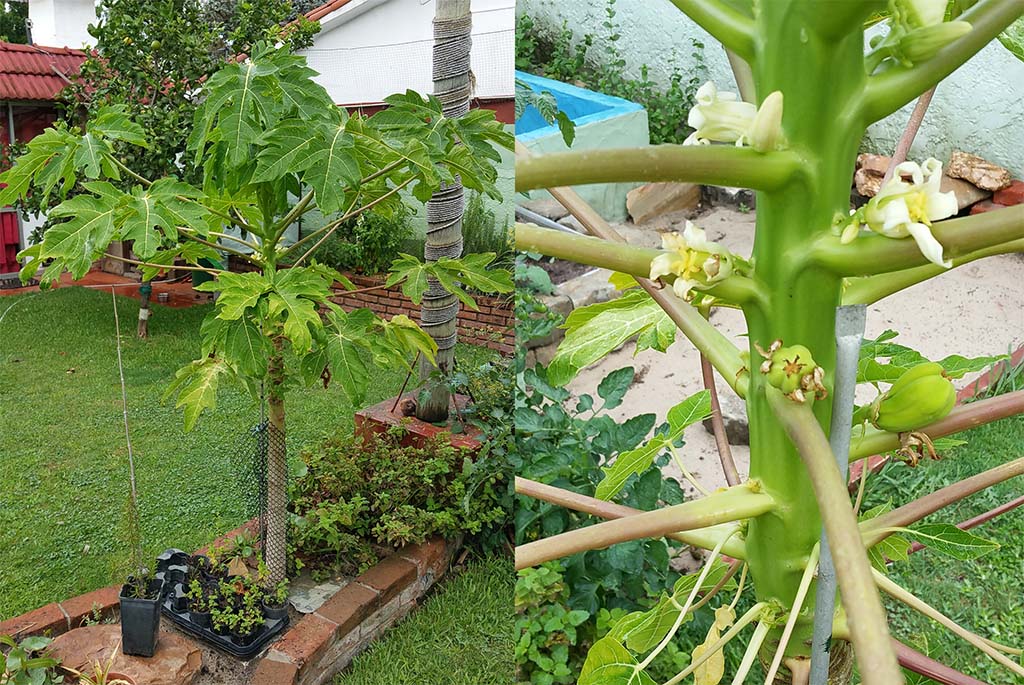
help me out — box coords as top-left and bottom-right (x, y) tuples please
(288, 427), (507, 578)
(307, 203), (413, 275)
(515, 0), (707, 145)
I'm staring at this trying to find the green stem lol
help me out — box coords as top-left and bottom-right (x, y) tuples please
(271, 188), (315, 243)
(663, 602), (768, 685)
(812, 204), (1024, 276)
(873, 570), (1024, 677)
(514, 477), (747, 559)
(860, 457), (1024, 547)
(102, 251), (226, 275)
(766, 387), (903, 682)
(863, 0), (1024, 122)
(762, 544), (820, 684)
(843, 237), (1024, 304)
(176, 227), (257, 263)
(730, 620), (772, 685)
(514, 485), (773, 570)
(514, 145), (803, 193)
(665, 0), (756, 61)
(514, 222), (766, 307)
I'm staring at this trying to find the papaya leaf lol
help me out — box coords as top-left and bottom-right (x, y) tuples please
(578, 637), (656, 685)
(164, 358), (230, 431)
(901, 523), (999, 560)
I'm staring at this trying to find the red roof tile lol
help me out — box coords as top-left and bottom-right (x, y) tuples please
(0, 42), (87, 102)
(305, 0), (355, 22)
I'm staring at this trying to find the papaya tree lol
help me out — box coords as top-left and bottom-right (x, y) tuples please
(514, 1), (1024, 683)
(0, 42), (512, 585)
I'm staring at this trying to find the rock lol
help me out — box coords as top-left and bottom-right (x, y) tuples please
(993, 180), (1024, 206)
(946, 150), (1012, 192)
(701, 392), (749, 446)
(626, 182), (701, 224)
(939, 175), (991, 211)
(49, 625), (201, 685)
(969, 200), (1002, 215)
(854, 166), (883, 197)
(704, 185), (755, 209)
(558, 215), (585, 233)
(558, 268), (617, 310)
(856, 153), (891, 175)
(521, 197), (569, 222)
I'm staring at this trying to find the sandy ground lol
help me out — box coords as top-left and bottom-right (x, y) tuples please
(562, 207), (1024, 495)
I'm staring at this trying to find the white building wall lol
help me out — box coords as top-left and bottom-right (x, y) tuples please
(300, 0), (514, 104)
(28, 0), (96, 49)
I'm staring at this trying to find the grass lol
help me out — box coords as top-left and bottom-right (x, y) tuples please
(0, 287), (495, 620)
(862, 410), (1024, 684)
(335, 554), (514, 685)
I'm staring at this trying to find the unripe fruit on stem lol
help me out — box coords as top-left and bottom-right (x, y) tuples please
(759, 341), (826, 402)
(870, 363), (955, 432)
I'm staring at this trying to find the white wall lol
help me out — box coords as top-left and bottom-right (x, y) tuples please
(300, 0), (514, 104)
(517, 0), (1024, 178)
(28, 0), (96, 49)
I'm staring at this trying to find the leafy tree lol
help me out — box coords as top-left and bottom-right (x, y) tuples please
(200, 0), (321, 56)
(0, 0), (28, 43)
(1, 43), (513, 584)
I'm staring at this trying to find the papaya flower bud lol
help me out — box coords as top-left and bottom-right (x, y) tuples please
(896, 21), (972, 65)
(892, 0), (947, 30)
(684, 82), (757, 146)
(863, 158), (957, 268)
(748, 91), (786, 153)
(649, 221), (733, 299)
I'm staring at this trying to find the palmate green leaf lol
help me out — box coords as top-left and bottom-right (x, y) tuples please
(595, 391), (712, 500)
(90, 105), (149, 148)
(301, 122), (361, 214)
(253, 121), (322, 183)
(609, 596), (687, 654)
(858, 329), (1006, 383)
(903, 523), (999, 560)
(163, 358), (230, 431)
(316, 308), (377, 404)
(34, 191), (122, 281)
(222, 317), (270, 378)
(73, 132), (115, 179)
(437, 252), (515, 294)
(119, 189), (164, 258)
(196, 271), (272, 319)
(0, 125), (79, 206)
(385, 253), (432, 304)
(579, 637), (657, 685)
(380, 314), (438, 367)
(265, 266), (335, 353)
(998, 14), (1024, 62)
(548, 289), (676, 387)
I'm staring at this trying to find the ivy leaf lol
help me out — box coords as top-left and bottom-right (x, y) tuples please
(163, 358), (229, 431)
(578, 637), (656, 685)
(548, 290), (676, 387)
(595, 391), (711, 500)
(903, 524), (999, 560)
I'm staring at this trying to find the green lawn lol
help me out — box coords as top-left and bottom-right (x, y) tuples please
(862, 414), (1024, 684)
(335, 554), (514, 685)
(0, 287), (494, 620)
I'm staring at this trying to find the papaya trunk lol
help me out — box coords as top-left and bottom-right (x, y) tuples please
(417, 0), (472, 422)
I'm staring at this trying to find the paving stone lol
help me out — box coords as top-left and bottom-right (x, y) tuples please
(49, 624), (201, 685)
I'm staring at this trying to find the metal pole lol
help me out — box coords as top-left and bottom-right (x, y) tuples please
(809, 304), (866, 683)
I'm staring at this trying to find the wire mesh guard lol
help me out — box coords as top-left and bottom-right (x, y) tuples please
(228, 415), (287, 559)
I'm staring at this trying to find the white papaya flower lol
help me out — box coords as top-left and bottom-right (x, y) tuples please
(650, 222), (733, 299)
(685, 83), (786, 152)
(863, 158), (957, 267)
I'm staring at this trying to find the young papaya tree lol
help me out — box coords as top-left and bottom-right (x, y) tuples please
(0, 42), (512, 585)
(514, 1), (1024, 683)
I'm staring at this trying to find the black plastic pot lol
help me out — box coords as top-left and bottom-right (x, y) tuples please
(262, 600), (288, 621)
(190, 610), (211, 629)
(232, 630), (259, 648)
(171, 586), (189, 613)
(165, 564), (189, 584)
(120, 578), (164, 658)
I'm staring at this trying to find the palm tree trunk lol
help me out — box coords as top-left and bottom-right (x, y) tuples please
(416, 0), (473, 422)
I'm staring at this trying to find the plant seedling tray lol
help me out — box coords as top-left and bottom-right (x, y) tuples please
(155, 549), (289, 659)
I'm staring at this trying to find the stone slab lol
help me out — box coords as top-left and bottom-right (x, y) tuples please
(49, 624), (201, 685)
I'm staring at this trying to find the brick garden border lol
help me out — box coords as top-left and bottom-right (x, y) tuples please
(0, 521), (458, 685)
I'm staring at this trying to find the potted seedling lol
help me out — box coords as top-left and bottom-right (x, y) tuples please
(184, 580), (213, 629)
(118, 571), (163, 658)
(232, 595), (264, 648)
(262, 580), (290, 621)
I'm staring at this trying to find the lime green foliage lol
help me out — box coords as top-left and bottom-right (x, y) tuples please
(516, 564), (592, 684)
(0, 288), (488, 619)
(387, 252), (514, 310)
(515, 0), (707, 145)
(998, 14), (1024, 61)
(288, 428), (508, 577)
(863, 416), (1024, 684)
(514, 79), (576, 147)
(334, 555), (514, 685)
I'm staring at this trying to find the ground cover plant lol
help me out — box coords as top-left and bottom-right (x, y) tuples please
(333, 554), (514, 685)
(0, 287), (496, 619)
(514, 0), (1024, 682)
(0, 40), (512, 587)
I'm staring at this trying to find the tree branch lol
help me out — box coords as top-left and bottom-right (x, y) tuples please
(766, 387), (904, 684)
(874, 570), (1024, 677)
(842, 238), (1024, 304)
(813, 204), (1024, 276)
(665, 0), (756, 61)
(102, 252), (226, 275)
(514, 484), (772, 570)
(863, 0), (1024, 123)
(702, 350), (741, 486)
(515, 222), (765, 307)
(514, 476), (746, 559)
(892, 638), (987, 685)
(860, 457), (1024, 547)
(848, 390), (1024, 460)
(515, 145), (803, 194)
(175, 227), (257, 263)
(907, 494), (1024, 555)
